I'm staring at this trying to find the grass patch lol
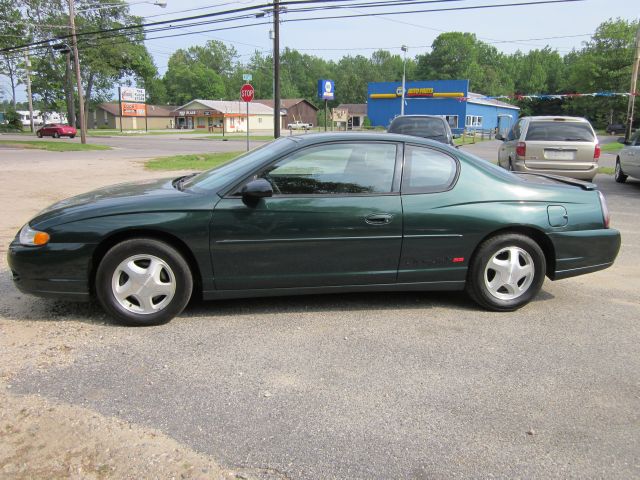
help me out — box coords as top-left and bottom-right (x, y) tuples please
(600, 142), (623, 153)
(0, 140), (110, 151)
(145, 151), (242, 171)
(454, 135), (493, 146)
(598, 166), (615, 175)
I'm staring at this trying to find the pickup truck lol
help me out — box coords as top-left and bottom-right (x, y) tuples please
(287, 121), (313, 130)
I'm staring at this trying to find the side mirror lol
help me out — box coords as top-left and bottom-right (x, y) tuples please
(495, 133), (504, 141)
(241, 178), (273, 205)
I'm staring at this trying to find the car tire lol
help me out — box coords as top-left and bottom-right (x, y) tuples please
(37, 131), (42, 138)
(95, 238), (193, 326)
(466, 233), (546, 312)
(614, 158), (627, 183)
(508, 159), (514, 171)
(53, 132), (60, 138)
(69, 135), (75, 139)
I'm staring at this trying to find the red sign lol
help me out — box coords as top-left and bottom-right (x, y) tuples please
(121, 102), (146, 117)
(240, 83), (254, 103)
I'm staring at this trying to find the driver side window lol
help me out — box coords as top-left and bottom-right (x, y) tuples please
(257, 143), (397, 195)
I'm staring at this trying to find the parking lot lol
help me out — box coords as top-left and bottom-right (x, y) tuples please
(1, 135), (639, 479)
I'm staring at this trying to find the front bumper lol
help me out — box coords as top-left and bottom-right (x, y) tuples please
(7, 240), (95, 301)
(549, 228), (621, 280)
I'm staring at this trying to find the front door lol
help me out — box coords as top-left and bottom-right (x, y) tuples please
(211, 141), (403, 290)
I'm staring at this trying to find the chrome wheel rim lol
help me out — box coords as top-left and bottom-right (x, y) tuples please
(111, 254), (176, 315)
(484, 247), (534, 301)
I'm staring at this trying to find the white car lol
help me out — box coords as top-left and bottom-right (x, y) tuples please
(287, 121), (312, 130)
(615, 130), (640, 183)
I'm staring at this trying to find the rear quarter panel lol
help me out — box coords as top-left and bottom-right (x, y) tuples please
(399, 154), (610, 283)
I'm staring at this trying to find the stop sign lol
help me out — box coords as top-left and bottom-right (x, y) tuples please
(240, 83), (254, 102)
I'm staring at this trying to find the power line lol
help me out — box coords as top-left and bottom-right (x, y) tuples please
(0, 0), (585, 54)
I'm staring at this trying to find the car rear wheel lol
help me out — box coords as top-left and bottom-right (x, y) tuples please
(37, 131), (43, 138)
(53, 131), (60, 138)
(614, 158), (627, 183)
(96, 238), (193, 326)
(508, 159), (514, 171)
(466, 233), (546, 311)
(69, 135), (75, 139)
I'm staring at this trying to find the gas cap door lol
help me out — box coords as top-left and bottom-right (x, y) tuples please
(547, 205), (568, 227)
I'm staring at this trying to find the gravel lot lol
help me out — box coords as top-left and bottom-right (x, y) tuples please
(1, 136), (638, 479)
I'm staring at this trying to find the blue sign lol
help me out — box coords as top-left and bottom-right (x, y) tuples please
(318, 79), (335, 100)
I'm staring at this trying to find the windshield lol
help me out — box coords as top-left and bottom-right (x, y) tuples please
(182, 137), (295, 192)
(525, 121), (595, 142)
(388, 117), (449, 142)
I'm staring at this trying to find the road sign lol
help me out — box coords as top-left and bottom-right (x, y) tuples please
(240, 83), (254, 102)
(242, 73), (253, 82)
(318, 79), (335, 100)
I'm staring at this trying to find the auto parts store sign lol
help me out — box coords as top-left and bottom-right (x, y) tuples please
(119, 87), (146, 117)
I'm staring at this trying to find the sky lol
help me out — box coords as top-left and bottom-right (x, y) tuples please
(2, 0), (637, 104)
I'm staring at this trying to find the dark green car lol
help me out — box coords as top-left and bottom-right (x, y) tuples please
(8, 133), (621, 325)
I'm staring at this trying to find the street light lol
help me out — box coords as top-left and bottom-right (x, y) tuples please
(400, 45), (408, 116)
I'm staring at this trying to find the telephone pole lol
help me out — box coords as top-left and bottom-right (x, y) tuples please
(24, 51), (35, 133)
(624, 21), (640, 143)
(273, 0), (281, 139)
(68, 0), (86, 144)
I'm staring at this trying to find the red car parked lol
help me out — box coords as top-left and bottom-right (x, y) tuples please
(36, 123), (77, 139)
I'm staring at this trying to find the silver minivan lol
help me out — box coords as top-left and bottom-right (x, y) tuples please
(615, 130), (640, 183)
(496, 116), (600, 181)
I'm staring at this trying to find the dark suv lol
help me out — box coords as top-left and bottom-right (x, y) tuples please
(606, 123), (626, 135)
(387, 115), (454, 146)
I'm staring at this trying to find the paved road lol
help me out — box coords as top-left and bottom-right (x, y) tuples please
(0, 132), (268, 161)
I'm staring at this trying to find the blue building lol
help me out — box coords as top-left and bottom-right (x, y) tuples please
(367, 79), (519, 136)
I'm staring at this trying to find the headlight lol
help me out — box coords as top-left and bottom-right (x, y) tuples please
(19, 224), (50, 246)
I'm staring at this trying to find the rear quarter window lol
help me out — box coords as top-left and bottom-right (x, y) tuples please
(401, 145), (458, 194)
(525, 121), (595, 142)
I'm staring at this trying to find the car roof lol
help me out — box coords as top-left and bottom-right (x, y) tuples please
(524, 116), (591, 123)
(280, 131), (452, 149)
(390, 115), (445, 120)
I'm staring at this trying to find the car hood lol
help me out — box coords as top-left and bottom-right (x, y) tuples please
(30, 177), (214, 229)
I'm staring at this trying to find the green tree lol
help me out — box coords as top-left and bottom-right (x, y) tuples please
(0, 0), (28, 108)
(163, 40), (237, 104)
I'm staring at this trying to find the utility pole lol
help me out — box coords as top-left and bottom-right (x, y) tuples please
(65, 50), (76, 126)
(68, 0), (86, 144)
(625, 22), (640, 143)
(400, 45), (408, 116)
(24, 51), (35, 133)
(273, 0), (281, 139)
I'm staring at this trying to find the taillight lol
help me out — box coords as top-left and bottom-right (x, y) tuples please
(598, 191), (610, 228)
(516, 142), (526, 158)
(594, 144), (601, 160)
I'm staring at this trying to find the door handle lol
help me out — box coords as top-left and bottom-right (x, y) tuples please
(365, 213), (393, 225)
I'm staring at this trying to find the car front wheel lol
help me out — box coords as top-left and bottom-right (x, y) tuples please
(466, 233), (546, 311)
(96, 238), (193, 326)
(53, 131), (60, 138)
(614, 158), (627, 183)
(37, 131), (43, 138)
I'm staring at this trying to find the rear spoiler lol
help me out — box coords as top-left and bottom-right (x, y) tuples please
(514, 172), (596, 191)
